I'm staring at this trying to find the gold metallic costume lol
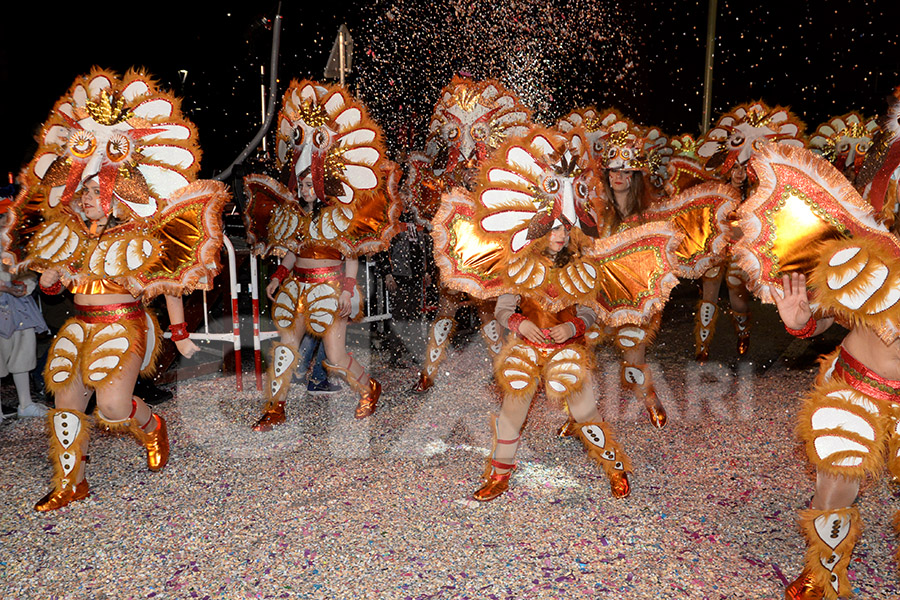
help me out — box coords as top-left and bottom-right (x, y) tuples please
(734, 143), (900, 599)
(405, 77), (532, 393)
(431, 125), (685, 500)
(1, 68), (228, 511)
(244, 79), (401, 427)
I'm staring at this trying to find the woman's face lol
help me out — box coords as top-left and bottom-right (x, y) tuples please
(730, 164), (747, 186)
(299, 175), (315, 205)
(608, 169), (633, 193)
(80, 179), (105, 221)
(548, 225), (569, 254)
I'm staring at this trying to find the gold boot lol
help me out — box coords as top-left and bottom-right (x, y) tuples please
(784, 569), (824, 600)
(473, 414), (520, 502)
(413, 371), (433, 394)
(573, 422), (632, 498)
(784, 507), (861, 600)
(324, 356), (381, 419)
(253, 343), (300, 431)
(732, 310), (751, 356)
(35, 409), (91, 511)
(694, 300), (718, 362)
(130, 413), (169, 471)
(621, 362), (667, 429)
(415, 317), (455, 393)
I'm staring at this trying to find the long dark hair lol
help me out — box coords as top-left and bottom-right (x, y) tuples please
(602, 169), (650, 230)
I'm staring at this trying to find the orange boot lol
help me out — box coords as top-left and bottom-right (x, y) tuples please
(694, 300), (718, 362)
(621, 362), (667, 429)
(784, 507), (860, 600)
(573, 421), (632, 498)
(253, 344), (300, 431)
(473, 414), (521, 502)
(324, 356), (381, 419)
(35, 409), (90, 511)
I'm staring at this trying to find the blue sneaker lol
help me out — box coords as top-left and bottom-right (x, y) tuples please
(307, 379), (341, 394)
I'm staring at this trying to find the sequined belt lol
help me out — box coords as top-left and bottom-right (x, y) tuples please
(292, 265), (342, 283)
(834, 346), (900, 404)
(74, 301), (145, 324)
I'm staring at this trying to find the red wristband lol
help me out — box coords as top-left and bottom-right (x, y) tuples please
(507, 313), (526, 334)
(272, 265), (290, 284)
(341, 277), (357, 292)
(568, 317), (586, 338)
(785, 315), (817, 339)
(169, 322), (190, 341)
(40, 280), (63, 295)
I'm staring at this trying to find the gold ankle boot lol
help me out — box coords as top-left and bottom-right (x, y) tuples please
(137, 414), (169, 471)
(473, 415), (520, 502)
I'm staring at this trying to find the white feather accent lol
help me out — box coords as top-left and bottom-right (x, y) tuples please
(122, 80), (150, 102)
(836, 264), (888, 310)
(531, 136), (555, 156)
(324, 93), (346, 117)
(828, 246), (861, 267)
(133, 98), (174, 120)
(511, 229), (530, 253)
(506, 146), (543, 179)
(142, 145), (196, 169)
(827, 258), (865, 289)
(339, 129), (376, 146)
(335, 107), (362, 129)
(487, 168), (531, 187)
(870, 282), (900, 314)
(481, 211), (533, 232)
(96, 338), (130, 353)
(136, 164), (188, 200)
(481, 189), (535, 209)
(343, 147), (380, 166)
(814, 435), (869, 460)
(343, 165), (378, 190)
(811, 407), (875, 440)
(104, 240), (126, 275)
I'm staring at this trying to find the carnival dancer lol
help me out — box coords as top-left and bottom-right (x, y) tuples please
(0, 68), (229, 511)
(243, 79), (401, 429)
(404, 77), (531, 393)
(693, 102), (806, 361)
(431, 126), (684, 501)
(731, 142), (900, 600)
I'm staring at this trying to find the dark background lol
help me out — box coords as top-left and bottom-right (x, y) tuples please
(2, 1), (898, 181)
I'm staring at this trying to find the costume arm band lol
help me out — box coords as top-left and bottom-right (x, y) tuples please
(567, 317), (586, 338)
(40, 280), (63, 295)
(341, 277), (357, 292)
(785, 315), (817, 338)
(507, 313), (526, 335)
(169, 322), (190, 341)
(271, 265), (290, 284)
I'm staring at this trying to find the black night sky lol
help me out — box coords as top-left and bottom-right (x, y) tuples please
(2, 1), (898, 183)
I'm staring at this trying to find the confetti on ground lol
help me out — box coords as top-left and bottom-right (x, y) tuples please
(1, 290), (898, 599)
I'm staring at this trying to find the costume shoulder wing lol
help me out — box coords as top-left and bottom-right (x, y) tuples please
(243, 174), (305, 257)
(809, 236), (900, 343)
(641, 181), (741, 278)
(430, 187), (505, 299)
(732, 143), (889, 305)
(1, 184), (84, 276)
(585, 221), (683, 327)
(132, 180), (230, 298)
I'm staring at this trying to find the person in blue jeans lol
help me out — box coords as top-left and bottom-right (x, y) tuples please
(295, 334), (341, 394)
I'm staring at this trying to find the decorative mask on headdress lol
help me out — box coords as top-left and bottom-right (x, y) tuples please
(425, 77), (531, 187)
(698, 102), (805, 176)
(276, 80), (383, 213)
(808, 112), (878, 179)
(27, 67), (200, 221)
(857, 87), (900, 218)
